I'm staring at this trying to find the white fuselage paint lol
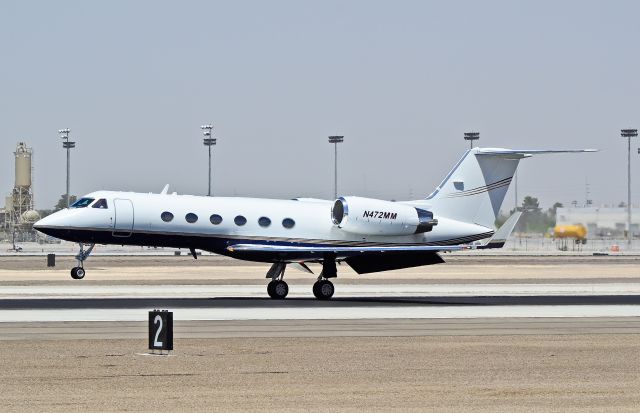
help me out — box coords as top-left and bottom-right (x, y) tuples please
(35, 190), (492, 248)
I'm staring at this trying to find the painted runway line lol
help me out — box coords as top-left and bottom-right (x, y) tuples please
(3, 304), (640, 323)
(2, 282), (640, 299)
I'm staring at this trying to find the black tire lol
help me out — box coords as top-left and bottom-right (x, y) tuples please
(313, 280), (334, 300)
(70, 267), (85, 280)
(268, 280), (288, 299)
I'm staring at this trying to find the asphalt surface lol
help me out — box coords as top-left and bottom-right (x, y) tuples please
(4, 294), (640, 310)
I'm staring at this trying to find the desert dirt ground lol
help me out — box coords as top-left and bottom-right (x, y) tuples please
(1, 335), (640, 413)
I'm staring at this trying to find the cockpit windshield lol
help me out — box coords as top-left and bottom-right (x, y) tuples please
(70, 198), (95, 208)
(92, 199), (108, 209)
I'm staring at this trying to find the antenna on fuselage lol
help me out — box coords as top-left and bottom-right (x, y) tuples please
(160, 184), (170, 195)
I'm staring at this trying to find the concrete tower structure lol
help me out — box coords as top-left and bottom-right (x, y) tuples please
(5, 142), (36, 228)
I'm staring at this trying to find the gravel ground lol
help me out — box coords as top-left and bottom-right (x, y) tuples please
(1, 335), (639, 412)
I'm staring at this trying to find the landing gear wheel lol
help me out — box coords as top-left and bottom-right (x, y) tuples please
(267, 280), (289, 299)
(313, 280), (334, 300)
(70, 267), (85, 280)
(71, 243), (94, 280)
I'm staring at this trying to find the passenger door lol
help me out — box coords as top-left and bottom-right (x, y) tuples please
(113, 199), (134, 237)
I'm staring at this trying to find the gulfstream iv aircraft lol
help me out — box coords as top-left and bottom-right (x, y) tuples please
(34, 147), (594, 299)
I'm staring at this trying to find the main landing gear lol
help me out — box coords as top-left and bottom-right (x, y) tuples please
(312, 256), (337, 300)
(266, 256), (338, 300)
(266, 262), (288, 299)
(71, 243), (95, 280)
(312, 279), (334, 300)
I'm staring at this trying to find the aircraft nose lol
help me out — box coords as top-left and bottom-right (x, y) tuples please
(33, 211), (66, 233)
(33, 215), (51, 230)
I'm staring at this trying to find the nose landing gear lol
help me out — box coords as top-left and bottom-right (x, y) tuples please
(71, 243), (95, 280)
(70, 266), (85, 280)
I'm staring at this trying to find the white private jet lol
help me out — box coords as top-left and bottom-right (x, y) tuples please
(34, 147), (594, 299)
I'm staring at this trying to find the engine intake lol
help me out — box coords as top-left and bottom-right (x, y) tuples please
(331, 196), (437, 236)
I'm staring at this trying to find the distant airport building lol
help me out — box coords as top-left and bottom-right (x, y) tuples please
(556, 207), (640, 238)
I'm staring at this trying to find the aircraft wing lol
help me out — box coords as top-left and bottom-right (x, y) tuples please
(476, 211), (522, 249)
(227, 244), (466, 254)
(227, 243), (467, 273)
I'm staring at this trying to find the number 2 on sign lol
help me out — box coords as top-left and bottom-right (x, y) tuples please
(154, 314), (163, 347)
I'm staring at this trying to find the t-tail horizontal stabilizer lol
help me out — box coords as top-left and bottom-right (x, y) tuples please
(475, 148), (598, 158)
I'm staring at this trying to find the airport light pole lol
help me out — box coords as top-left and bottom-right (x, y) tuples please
(621, 129), (638, 247)
(201, 124), (217, 197)
(328, 136), (344, 199)
(464, 132), (479, 150)
(58, 128), (75, 208)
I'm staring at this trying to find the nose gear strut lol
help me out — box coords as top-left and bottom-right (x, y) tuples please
(71, 243), (95, 280)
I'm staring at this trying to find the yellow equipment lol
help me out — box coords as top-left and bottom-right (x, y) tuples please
(553, 224), (587, 240)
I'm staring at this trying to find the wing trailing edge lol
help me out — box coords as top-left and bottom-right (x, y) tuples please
(226, 244), (466, 254)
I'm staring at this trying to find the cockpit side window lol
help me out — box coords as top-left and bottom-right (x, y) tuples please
(70, 198), (95, 208)
(92, 199), (108, 209)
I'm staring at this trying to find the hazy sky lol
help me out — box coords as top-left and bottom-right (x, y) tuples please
(1, 0), (639, 211)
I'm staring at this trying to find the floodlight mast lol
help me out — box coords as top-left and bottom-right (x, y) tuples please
(464, 132), (479, 150)
(58, 128), (75, 208)
(201, 124), (216, 197)
(621, 128), (638, 247)
(328, 136), (344, 199)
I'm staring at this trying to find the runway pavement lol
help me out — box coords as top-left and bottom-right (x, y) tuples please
(2, 282), (640, 335)
(1, 257), (639, 341)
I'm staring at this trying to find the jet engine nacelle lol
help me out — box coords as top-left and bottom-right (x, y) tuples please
(331, 196), (437, 236)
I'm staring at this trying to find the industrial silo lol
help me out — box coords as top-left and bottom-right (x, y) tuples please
(15, 142), (32, 188)
(5, 193), (15, 228)
(5, 195), (13, 212)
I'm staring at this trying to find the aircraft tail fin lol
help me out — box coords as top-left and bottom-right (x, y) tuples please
(421, 148), (596, 229)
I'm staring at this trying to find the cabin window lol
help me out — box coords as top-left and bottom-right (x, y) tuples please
(210, 214), (223, 225)
(234, 215), (247, 226)
(92, 199), (108, 209)
(161, 212), (174, 222)
(185, 213), (198, 223)
(71, 198), (94, 208)
(282, 218), (295, 229)
(258, 217), (271, 227)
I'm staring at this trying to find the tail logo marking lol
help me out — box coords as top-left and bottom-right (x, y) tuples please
(444, 177), (512, 198)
